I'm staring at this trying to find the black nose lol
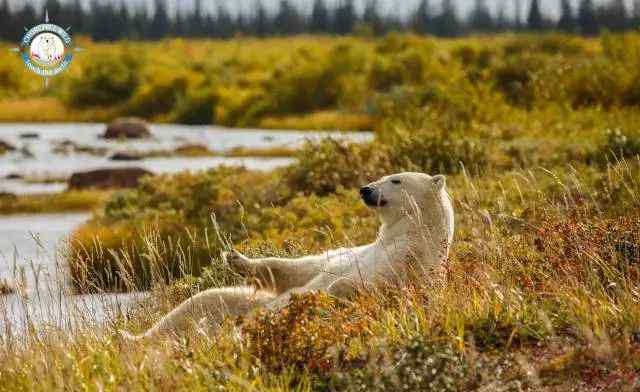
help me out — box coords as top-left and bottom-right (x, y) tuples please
(360, 186), (373, 197)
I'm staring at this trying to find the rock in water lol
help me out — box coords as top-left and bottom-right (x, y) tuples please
(103, 117), (152, 139)
(68, 168), (152, 190)
(110, 152), (142, 161)
(0, 140), (16, 152)
(0, 279), (16, 295)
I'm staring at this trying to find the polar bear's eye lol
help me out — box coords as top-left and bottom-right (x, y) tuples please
(391, 179), (402, 185)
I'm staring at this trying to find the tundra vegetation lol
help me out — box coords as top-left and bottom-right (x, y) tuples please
(2, 33), (640, 390)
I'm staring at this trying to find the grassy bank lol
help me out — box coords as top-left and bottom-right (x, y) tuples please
(0, 190), (111, 215)
(3, 158), (640, 390)
(0, 33), (622, 131)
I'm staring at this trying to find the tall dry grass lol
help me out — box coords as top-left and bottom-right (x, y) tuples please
(1, 158), (639, 390)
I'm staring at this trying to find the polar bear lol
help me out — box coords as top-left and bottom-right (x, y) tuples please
(123, 172), (454, 339)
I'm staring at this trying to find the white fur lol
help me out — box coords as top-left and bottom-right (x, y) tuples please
(123, 172), (454, 339)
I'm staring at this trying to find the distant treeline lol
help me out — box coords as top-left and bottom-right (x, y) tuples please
(1, 0), (639, 41)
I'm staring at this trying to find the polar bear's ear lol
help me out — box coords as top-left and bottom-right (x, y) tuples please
(432, 175), (446, 191)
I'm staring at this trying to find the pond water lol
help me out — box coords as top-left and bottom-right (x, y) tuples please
(0, 213), (145, 336)
(0, 123), (373, 194)
(0, 123), (374, 335)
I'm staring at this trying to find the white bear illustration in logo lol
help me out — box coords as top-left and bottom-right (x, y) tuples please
(30, 32), (64, 66)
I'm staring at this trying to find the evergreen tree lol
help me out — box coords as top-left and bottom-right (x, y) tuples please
(496, 0), (509, 30)
(578, 0), (599, 35)
(214, 5), (234, 38)
(598, 0), (627, 31)
(558, 0), (575, 32)
(174, 10), (186, 37)
(513, 0), (522, 29)
(112, 3), (129, 39)
(252, 1), (270, 37)
(187, 0), (203, 37)
(363, 0), (384, 35)
(69, 0), (85, 34)
(310, 0), (331, 33)
(334, 0), (356, 35)
(412, 0), (433, 34)
(632, 0), (640, 27)
(19, 3), (39, 36)
(132, 5), (150, 39)
(149, 0), (170, 40)
(527, 0), (544, 30)
(274, 0), (301, 35)
(434, 0), (460, 37)
(44, 0), (63, 23)
(469, 0), (494, 32)
(0, 0), (11, 40)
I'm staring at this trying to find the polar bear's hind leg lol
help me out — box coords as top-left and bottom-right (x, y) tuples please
(124, 286), (275, 340)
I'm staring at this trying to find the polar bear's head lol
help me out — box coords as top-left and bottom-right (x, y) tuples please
(360, 172), (449, 223)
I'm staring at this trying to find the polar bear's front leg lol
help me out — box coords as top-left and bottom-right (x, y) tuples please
(222, 250), (328, 293)
(222, 250), (256, 275)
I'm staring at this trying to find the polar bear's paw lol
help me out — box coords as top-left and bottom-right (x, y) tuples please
(222, 249), (254, 275)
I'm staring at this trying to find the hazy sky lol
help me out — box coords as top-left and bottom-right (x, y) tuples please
(7, 0), (638, 21)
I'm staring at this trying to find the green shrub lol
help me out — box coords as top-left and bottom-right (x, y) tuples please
(170, 88), (218, 124)
(604, 128), (640, 158)
(256, 51), (347, 116)
(371, 83), (479, 131)
(285, 138), (393, 196)
(491, 54), (546, 108)
(563, 59), (628, 109)
(0, 54), (30, 98)
(330, 336), (526, 391)
(367, 48), (430, 92)
(70, 167), (282, 292)
(243, 293), (371, 374)
(503, 34), (588, 57)
(65, 48), (141, 107)
(594, 129), (640, 162)
(382, 127), (489, 175)
(126, 69), (202, 118)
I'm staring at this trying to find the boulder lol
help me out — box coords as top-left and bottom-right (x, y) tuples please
(19, 132), (39, 139)
(68, 168), (152, 190)
(0, 140), (16, 152)
(19, 146), (34, 158)
(110, 152), (142, 161)
(54, 140), (109, 156)
(103, 117), (152, 139)
(0, 279), (16, 295)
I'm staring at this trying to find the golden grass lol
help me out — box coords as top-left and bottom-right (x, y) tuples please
(219, 146), (296, 158)
(0, 190), (111, 215)
(138, 144), (296, 158)
(2, 33), (640, 389)
(0, 97), (117, 123)
(2, 161), (639, 390)
(0, 98), (71, 122)
(259, 111), (376, 131)
(0, 279), (15, 295)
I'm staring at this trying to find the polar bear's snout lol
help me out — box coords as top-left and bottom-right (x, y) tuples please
(360, 186), (386, 207)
